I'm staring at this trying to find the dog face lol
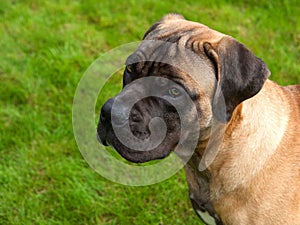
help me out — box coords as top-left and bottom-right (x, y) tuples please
(97, 61), (207, 163)
(97, 14), (270, 163)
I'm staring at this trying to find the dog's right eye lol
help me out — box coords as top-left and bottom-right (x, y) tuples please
(126, 65), (133, 73)
(123, 66), (133, 86)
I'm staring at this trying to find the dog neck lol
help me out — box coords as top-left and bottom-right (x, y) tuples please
(207, 79), (290, 198)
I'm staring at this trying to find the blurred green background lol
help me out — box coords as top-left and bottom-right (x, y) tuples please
(0, 0), (299, 224)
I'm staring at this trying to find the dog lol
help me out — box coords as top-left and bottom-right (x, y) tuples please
(97, 14), (300, 225)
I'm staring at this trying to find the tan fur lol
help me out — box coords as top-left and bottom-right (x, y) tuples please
(209, 80), (300, 224)
(141, 14), (300, 225)
(146, 15), (300, 224)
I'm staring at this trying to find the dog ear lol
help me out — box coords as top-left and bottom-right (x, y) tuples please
(203, 37), (270, 122)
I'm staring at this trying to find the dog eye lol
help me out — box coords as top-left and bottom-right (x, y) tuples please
(126, 65), (133, 73)
(169, 87), (181, 97)
(123, 65), (133, 86)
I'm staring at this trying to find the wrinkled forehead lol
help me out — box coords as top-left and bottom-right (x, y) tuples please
(144, 17), (224, 44)
(125, 39), (216, 95)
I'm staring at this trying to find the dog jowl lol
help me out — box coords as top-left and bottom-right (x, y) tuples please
(97, 14), (300, 225)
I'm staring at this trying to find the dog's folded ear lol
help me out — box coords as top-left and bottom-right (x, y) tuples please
(203, 37), (271, 122)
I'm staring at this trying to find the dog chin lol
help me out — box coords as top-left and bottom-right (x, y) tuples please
(118, 148), (172, 163)
(104, 136), (173, 163)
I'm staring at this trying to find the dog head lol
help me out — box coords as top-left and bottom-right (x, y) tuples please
(97, 14), (270, 163)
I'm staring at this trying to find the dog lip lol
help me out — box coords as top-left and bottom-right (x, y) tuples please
(96, 133), (108, 146)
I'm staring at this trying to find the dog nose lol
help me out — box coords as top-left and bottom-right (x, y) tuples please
(100, 98), (114, 124)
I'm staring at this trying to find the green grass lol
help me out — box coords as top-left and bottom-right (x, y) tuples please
(0, 0), (299, 224)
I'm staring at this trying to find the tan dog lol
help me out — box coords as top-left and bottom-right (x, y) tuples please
(97, 14), (300, 225)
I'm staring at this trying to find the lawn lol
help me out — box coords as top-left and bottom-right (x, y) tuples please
(0, 0), (299, 224)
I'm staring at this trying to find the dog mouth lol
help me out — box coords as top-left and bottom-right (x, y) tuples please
(97, 132), (180, 164)
(96, 96), (182, 163)
(97, 132), (108, 146)
(97, 130), (173, 163)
